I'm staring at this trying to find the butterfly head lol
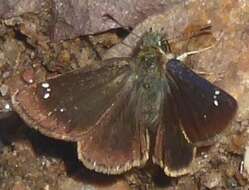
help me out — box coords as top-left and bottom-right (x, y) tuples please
(139, 31), (169, 52)
(135, 32), (171, 77)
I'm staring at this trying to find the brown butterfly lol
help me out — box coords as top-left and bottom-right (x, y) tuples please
(12, 31), (237, 176)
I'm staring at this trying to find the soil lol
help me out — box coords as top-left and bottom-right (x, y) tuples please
(1, 1), (249, 190)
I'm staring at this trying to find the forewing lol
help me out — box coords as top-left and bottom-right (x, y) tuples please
(166, 59), (237, 143)
(153, 82), (196, 176)
(12, 59), (131, 141)
(77, 79), (149, 174)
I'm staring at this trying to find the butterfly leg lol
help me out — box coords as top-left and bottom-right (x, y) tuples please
(176, 44), (215, 62)
(176, 32), (224, 62)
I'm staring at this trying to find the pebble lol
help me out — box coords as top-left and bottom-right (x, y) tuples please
(201, 171), (223, 189)
(230, 133), (248, 154)
(243, 145), (249, 174)
(58, 177), (130, 190)
(21, 69), (35, 84)
(177, 176), (198, 190)
(12, 181), (31, 190)
(0, 84), (9, 96)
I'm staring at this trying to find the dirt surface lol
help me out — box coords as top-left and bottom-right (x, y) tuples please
(1, 0), (249, 190)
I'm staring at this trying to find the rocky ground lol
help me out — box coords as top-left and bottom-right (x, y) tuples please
(1, 0), (249, 190)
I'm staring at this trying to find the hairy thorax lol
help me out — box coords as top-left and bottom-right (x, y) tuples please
(134, 47), (165, 132)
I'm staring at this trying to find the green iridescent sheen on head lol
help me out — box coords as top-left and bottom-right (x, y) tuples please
(135, 32), (169, 78)
(140, 31), (169, 52)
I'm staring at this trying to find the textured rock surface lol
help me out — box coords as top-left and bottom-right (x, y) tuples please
(0, 0), (249, 190)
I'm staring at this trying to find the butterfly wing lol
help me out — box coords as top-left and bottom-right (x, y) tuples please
(13, 58), (149, 174)
(12, 59), (131, 141)
(153, 58), (237, 176)
(77, 79), (149, 174)
(165, 59), (237, 143)
(153, 81), (196, 176)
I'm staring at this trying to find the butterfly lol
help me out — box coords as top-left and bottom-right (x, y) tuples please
(12, 31), (237, 176)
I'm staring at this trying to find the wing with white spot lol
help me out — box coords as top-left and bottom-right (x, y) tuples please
(13, 58), (150, 174)
(165, 59), (237, 142)
(13, 59), (131, 141)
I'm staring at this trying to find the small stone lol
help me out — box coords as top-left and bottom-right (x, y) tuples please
(229, 133), (248, 155)
(201, 171), (223, 189)
(243, 146), (249, 174)
(58, 178), (86, 190)
(58, 50), (71, 64)
(177, 176), (198, 190)
(0, 99), (12, 114)
(58, 177), (130, 190)
(12, 181), (31, 190)
(4, 103), (11, 111)
(44, 184), (50, 190)
(225, 165), (236, 177)
(13, 139), (36, 159)
(2, 71), (11, 79)
(234, 171), (247, 186)
(225, 177), (238, 189)
(22, 69), (35, 84)
(0, 84), (9, 96)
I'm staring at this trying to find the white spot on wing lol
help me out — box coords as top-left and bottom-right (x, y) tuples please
(43, 93), (50, 99)
(215, 90), (220, 95)
(42, 82), (50, 88)
(214, 100), (219, 106)
(213, 90), (220, 107)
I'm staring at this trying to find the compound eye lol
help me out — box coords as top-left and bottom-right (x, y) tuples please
(144, 61), (157, 72)
(143, 83), (150, 89)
